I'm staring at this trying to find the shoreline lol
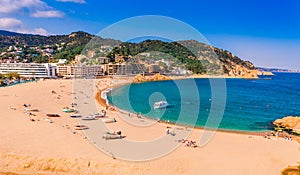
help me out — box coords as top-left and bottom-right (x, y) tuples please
(95, 77), (272, 137)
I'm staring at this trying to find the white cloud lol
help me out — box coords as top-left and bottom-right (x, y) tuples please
(0, 0), (65, 18)
(32, 10), (65, 18)
(56, 0), (86, 4)
(15, 27), (49, 35)
(31, 28), (48, 35)
(0, 0), (47, 14)
(0, 17), (49, 35)
(0, 18), (23, 30)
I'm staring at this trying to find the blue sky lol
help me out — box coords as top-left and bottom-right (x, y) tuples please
(0, 0), (299, 70)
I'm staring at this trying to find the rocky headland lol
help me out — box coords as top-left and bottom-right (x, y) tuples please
(273, 116), (300, 135)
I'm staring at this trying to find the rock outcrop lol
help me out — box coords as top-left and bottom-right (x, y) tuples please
(281, 164), (300, 175)
(222, 60), (261, 78)
(133, 73), (171, 83)
(273, 116), (300, 134)
(257, 71), (274, 76)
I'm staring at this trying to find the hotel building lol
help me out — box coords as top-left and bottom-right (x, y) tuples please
(0, 63), (56, 78)
(56, 65), (104, 78)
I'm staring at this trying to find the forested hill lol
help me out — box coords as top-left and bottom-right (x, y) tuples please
(109, 39), (259, 76)
(0, 31), (95, 47)
(0, 31), (121, 62)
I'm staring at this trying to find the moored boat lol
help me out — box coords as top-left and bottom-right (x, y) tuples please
(153, 100), (169, 109)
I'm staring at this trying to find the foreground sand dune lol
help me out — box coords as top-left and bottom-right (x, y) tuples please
(0, 79), (299, 175)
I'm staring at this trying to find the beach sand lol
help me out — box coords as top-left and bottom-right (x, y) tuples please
(0, 78), (299, 175)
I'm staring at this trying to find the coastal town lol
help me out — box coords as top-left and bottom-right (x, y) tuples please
(1, 0), (300, 174)
(0, 31), (271, 87)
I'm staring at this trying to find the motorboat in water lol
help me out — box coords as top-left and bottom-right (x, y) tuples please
(153, 100), (169, 109)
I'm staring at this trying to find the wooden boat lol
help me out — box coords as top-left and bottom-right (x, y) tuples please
(46, 114), (60, 117)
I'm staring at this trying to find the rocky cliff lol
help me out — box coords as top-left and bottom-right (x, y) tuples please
(273, 116), (300, 134)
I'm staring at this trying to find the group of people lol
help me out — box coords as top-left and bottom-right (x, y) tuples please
(263, 131), (293, 141)
(177, 139), (197, 148)
(165, 127), (177, 136)
(128, 112), (143, 119)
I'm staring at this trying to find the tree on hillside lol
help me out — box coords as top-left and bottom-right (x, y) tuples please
(6, 72), (20, 80)
(6, 73), (13, 80)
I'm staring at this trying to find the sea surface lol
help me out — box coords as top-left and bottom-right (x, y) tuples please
(107, 73), (300, 132)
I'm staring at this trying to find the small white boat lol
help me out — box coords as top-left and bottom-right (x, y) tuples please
(82, 115), (95, 120)
(24, 107), (39, 112)
(102, 131), (123, 140)
(102, 118), (116, 123)
(153, 101), (169, 109)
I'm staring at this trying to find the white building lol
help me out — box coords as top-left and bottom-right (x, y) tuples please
(0, 63), (56, 78)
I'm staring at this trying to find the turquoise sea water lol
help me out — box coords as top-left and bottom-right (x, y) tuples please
(107, 73), (300, 132)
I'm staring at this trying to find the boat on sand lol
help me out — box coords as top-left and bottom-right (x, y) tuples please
(46, 114), (60, 117)
(73, 124), (89, 130)
(24, 107), (39, 112)
(82, 116), (95, 120)
(70, 114), (81, 118)
(62, 108), (75, 113)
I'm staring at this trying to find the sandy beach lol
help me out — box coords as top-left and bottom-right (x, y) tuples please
(0, 78), (299, 175)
